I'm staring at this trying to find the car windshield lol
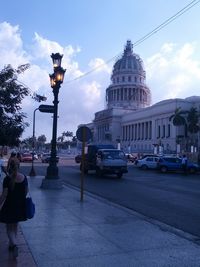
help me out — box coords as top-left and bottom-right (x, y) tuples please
(103, 151), (125, 160)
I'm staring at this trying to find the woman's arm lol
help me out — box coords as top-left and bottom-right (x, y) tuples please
(25, 185), (29, 196)
(0, 188), (8, 207)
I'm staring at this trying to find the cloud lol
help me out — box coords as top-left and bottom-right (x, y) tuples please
(145, 42), (200, 104)
(88, 58), (111, 73)
(0, 22), (29, 68)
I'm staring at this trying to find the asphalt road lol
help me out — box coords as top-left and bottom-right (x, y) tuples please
(21, 160), (200, 238)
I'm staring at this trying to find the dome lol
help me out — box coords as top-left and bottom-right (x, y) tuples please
(112, 40), (145, 78)
(106, 40), (151, 110)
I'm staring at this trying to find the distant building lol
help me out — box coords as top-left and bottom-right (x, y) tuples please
(84, 40), (200, 154)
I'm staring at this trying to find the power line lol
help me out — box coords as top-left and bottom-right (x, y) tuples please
(133, 0), (200, 47)
(64, 0), (200, 85)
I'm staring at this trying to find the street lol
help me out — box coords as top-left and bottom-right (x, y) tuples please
(21, 159), (200, 238)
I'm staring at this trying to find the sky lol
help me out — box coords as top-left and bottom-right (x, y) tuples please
(1, 0), (200, 142)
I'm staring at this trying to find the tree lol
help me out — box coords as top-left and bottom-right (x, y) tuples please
(62, 131), (73, 141)
(37, 135), (47, 150)
(0, 64), (30, 146)
(169, 107), (187, 152)
(20, 137), (34, 150)
(169, 107), (186, 126)
(187, 107), (199, 146)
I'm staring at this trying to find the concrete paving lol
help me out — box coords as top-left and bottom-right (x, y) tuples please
(1, 175), (200, 267)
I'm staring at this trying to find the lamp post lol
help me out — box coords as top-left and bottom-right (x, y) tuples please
(41, 53), (66, 189)
(29, 107), (39, 176)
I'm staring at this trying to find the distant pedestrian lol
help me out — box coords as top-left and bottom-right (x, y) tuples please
(198, 153), (200, 166)
(181, 154), (188, 175)
(0, 158), (28, 258)
(0, 154), (7, 179)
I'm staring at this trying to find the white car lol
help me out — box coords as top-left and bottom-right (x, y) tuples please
(137, 156), (159, 170)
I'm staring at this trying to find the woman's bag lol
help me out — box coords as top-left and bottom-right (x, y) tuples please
(26, 196), (35, 219)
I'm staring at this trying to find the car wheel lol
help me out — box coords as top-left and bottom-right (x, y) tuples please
(117, 173), (123, 179)
(141, 165), (148, 170)
(96, 168), (102, 177)
(189, 167), (196, 174)
(160, 166), (168, 173)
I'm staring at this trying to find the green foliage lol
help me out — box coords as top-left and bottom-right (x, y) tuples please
(187, 107), (199, 134)
(0, 64), (30, 146)
(37, 134), (47, 144)
(169, 107), (186, 126)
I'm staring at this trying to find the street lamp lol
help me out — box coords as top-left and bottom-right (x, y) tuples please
(41, 53), (66, 189)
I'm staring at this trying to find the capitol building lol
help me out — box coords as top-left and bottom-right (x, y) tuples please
(85, 40), (200, 155)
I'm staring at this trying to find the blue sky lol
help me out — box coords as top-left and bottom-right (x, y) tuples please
(1, 0), (200, 141)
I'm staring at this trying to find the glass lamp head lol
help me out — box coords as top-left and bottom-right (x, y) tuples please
(51, 53), (63, 68)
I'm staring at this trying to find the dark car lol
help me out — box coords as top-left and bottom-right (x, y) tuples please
(41, 153), (59, 163)
(157, 156), (199, 174)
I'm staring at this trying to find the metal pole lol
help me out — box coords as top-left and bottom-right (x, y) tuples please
(45, 86), (59, 179)
(29, 108), (39, 176)
(80, 127), (86, 201)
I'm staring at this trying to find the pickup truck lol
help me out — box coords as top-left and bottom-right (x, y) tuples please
(80, 144), (128, 178)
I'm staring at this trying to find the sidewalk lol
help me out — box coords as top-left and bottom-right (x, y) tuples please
(1, 176), (200, 267)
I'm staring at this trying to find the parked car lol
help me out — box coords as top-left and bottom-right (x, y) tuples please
(41, 153), (59, 163)
(135, 154), (159, 165)
(75, 154), (82, 163)
(157, 156), (199, 174)
(21, 153), (33, 162)
(137, 156), (160, 170)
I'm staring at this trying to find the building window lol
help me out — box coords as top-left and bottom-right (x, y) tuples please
(124, 88), (127, 100)
(157, 125), (160, 138)
(167, 124), (170, 138)
(128, 88), (131, 100)
(117, 77), (119, 83)
(135, 77), (137, 82)
(117, 89), (119, 101)
(131, 125), (134, 140)
(125, 125), (128, 141)
(122, 126), (125, 141)
(162, 125), (165, 138)
(122, 76), (125, 82)
(128, 76), (131, 82)
(135, 124), (137, 140)
(121, 88), (123, 100)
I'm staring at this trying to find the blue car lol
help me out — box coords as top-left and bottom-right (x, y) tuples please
(157, 156), (199, 174)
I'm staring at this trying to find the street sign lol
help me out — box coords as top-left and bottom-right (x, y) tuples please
(39, 104), (54, 113)
(76, 126), (92, 142)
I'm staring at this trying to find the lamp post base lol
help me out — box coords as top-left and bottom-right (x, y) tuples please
(29, 165), (36, 176)
(41, 178), (63, 189)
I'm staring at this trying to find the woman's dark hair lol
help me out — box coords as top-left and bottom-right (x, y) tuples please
(11, 152), (16, 157)
(9, 158), (20, 190)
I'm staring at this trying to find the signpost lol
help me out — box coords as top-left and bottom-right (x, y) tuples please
(76, 126), (92, 201)
(39, 104), (54, 113)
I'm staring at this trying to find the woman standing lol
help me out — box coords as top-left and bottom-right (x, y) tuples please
(0, 158), (28, 257)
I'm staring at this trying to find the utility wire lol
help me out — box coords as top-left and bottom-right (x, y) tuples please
(133, 0), (200, 47)
(64, 0), (200, 84)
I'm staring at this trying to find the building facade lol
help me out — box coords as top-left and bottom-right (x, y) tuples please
(86, 41), (200, 155)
